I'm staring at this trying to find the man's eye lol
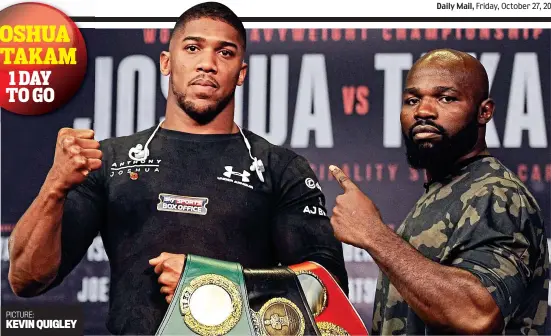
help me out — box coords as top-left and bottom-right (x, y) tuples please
(220, 50), (234, 57)
(404, 98), (418, 105)
(440, 96), (457, 103)
(185, 45), (198, 52)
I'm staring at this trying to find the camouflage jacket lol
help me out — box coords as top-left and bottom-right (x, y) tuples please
(372, 156), (549, 335)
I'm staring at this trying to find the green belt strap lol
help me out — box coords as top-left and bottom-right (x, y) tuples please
(155, 254), (255, 336)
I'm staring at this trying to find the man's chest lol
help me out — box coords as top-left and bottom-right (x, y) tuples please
(396, 190), (468, 262)
(104, 154), (272, 227)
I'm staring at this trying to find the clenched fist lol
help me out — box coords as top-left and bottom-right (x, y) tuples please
(149, 252), (186, 304)
(46, 128), (102, 193)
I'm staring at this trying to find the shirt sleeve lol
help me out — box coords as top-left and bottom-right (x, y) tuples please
(445, 182), (547, 326)
(45, 143), (108, 290)
(271, 154), (349, 295)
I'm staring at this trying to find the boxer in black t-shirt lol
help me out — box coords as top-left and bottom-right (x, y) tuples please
(8, 2), (347, 334)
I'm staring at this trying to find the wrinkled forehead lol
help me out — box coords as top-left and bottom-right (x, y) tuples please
(405, 61), (474, 94)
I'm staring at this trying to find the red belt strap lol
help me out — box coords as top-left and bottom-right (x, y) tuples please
(290, 261), (369, 336)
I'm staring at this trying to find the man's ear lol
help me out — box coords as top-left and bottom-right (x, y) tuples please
(478, 98), (495, 125)
(160, 51), (171, 76)
(237, 62), (248, 86)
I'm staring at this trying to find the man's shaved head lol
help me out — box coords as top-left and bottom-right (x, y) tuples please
(409, 49), (490, 105)
(400, 48), (495, 175)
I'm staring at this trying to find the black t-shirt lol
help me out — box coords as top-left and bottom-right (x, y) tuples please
(47, 126), (348, 335)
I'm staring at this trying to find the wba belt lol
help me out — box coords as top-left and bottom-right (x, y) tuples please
(155, 255), (368, 336)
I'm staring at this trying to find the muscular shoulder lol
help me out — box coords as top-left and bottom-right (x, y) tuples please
(458, 157), (542, 219)
(437, 157), (546, 264)
(242, 129), (310, 174)
(410, 156), (544, 240)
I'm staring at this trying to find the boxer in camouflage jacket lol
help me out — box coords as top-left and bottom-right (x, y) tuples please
(372, 155), (548, 335)
(328, 49), (549, 335)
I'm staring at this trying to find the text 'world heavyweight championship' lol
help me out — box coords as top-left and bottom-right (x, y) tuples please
(155, 255), (368, 335)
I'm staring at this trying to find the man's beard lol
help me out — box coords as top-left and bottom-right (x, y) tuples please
(403, 117), (479, 175)
(172, 82), (234, 125)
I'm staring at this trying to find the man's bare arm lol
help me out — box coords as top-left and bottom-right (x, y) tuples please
(8, 128), (102, 296)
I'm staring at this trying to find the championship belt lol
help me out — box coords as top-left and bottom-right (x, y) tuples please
(155, 254), (255, 335)
(155, 255), (319, 336)
(244, 267), (320, 336)
(290, 262), (369, 336)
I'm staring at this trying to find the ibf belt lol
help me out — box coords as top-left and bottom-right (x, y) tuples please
(155, 255), (318, 336)
(290, 262), (369, 336)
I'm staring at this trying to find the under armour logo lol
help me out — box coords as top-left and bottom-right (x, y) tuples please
(223, 166), (251, 182)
